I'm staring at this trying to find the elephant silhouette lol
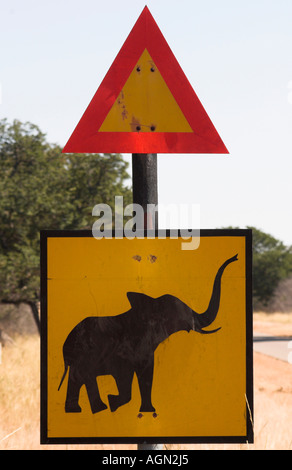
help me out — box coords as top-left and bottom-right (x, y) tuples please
(58, 254), (238, 414)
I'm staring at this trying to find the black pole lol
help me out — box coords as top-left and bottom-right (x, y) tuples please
(132, 153), (158, 230)
(132, 153), (163, 451)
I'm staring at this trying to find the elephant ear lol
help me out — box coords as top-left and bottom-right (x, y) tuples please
(127, 292), (154, 310)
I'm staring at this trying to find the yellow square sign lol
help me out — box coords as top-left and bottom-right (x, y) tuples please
(41, 229), (253, 444)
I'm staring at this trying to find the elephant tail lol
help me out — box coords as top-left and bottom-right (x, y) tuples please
(58, 361), (69, 391)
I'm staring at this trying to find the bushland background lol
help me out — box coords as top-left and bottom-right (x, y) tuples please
(1, 120), (292, 450)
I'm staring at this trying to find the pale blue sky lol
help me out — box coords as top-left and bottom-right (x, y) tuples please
(1, 0), (292, 245)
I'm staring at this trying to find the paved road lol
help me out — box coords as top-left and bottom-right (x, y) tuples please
(253, 333), (292, 363)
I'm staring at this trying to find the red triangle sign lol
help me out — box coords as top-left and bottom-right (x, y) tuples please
(63, 7), (228, 154)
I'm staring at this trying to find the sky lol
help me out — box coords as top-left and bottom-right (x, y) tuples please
(1, 0), (292, 245)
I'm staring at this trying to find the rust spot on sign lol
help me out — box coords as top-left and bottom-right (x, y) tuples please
(116, 90), (128, 121)
(132, 255), (142, 262)
(130, 115), (142, 132)
(148, 254), (157, 263)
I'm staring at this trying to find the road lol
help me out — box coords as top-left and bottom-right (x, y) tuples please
(253, 333), (292, 363)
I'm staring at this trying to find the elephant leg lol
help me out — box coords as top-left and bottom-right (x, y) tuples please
(65, 367), (82, 413)
(108, 368), (134, 412)
(135, 356), (156, 413)
(85, 376), (107, 414)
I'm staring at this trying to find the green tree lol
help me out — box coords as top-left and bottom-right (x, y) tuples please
(221, 226), (292, 308)
(251, 227), (292, 308)
(0, 119), (131, 332)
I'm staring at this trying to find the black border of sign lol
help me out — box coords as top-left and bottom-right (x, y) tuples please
(40, 229), (253, 445)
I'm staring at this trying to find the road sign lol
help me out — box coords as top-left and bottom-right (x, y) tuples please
(41, 229), (253, 444)
(63, 6), (228, 154)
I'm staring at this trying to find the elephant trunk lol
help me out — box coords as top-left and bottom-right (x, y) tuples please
(193, 254), (238, 334)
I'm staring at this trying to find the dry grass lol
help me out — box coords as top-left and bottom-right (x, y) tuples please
(254, 311), (292, 336)
(0, 314), (292, 450)
(0, 335), (136, 451)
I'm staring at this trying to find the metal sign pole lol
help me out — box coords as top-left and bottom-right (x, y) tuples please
(132, 153), (163, 451)
(132, 153), (158, 230)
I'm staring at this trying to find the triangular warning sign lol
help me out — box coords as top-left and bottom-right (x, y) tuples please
(63, 6), (228, 154)
(99, 48), (193, 134)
